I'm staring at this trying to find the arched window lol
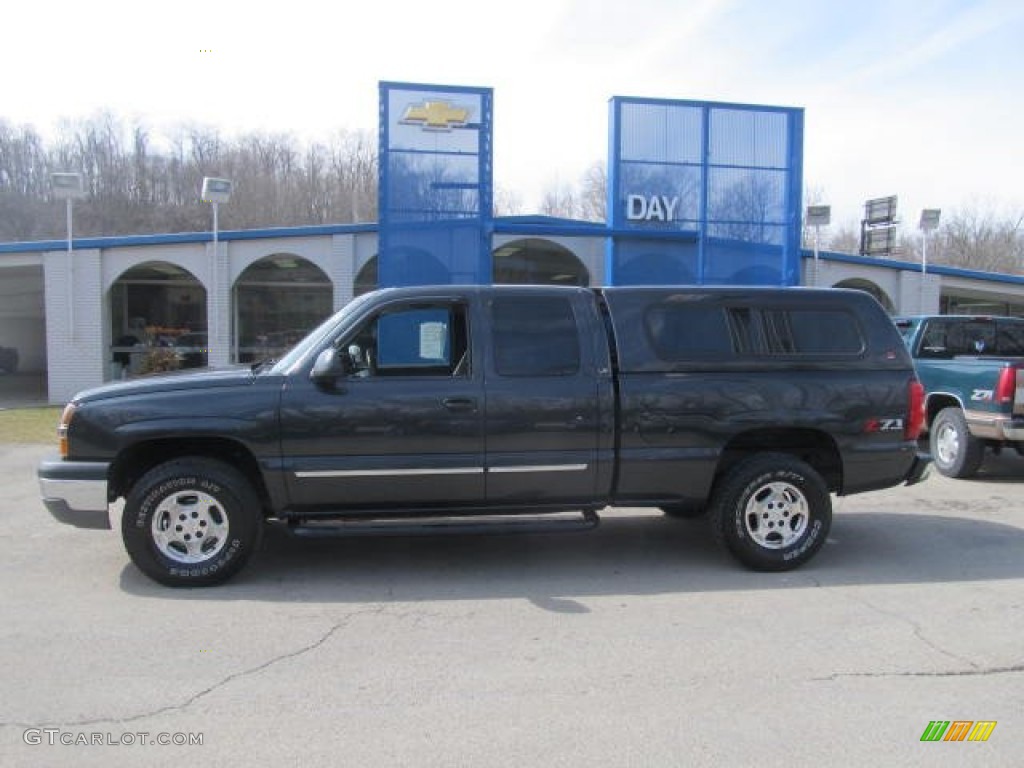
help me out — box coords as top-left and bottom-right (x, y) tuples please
(109, 261), (206, 375)
(233, 255), (332, 362)
(833, 279), (895, 313)
(493, 238), (589, 286)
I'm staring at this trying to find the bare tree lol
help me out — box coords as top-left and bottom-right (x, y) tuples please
(539, 182), (581, 219)
(0, 115), (381, 240)
(927, 206), (1023, 275)
(826, 224), (862, 254)
(579, 162), (606, 222)
(493, 185), (523, 216)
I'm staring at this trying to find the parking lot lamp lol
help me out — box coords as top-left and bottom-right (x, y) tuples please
(919, 209), (941, 312)
(201, 177), (233, 251)
(805, 205), (831, 286)
(51, 173), (86, 339)
(201, 178), (233, 365)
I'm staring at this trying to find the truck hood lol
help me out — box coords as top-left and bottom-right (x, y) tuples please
(72, 366), (260, 404)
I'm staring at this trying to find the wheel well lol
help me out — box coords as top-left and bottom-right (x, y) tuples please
(717, 428), (843, 492)
(925, 394), (960, 428)
(109, 438), (271, 515)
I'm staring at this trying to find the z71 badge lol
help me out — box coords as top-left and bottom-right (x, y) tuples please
(971, 389), (994, 401)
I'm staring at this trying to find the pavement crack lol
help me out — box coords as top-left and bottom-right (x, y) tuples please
(814, 663), (1024, 681)
(842, 592), (981, 670)
(0, 607), (382, 730)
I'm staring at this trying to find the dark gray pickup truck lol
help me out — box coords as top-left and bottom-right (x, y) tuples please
(39, 285), (929, 586)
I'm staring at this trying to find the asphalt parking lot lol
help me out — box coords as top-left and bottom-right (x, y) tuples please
(1, 442), (1022, 767)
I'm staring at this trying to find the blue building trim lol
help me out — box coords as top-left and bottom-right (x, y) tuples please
(0, 223), (378, 254)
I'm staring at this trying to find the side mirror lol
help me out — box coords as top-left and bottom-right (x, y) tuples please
(310, 347), (347, 385)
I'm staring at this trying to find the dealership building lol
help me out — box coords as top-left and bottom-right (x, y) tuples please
(1, 82), (1023, 404)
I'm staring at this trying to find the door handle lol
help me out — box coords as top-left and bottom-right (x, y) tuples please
(442, 397), (477, 412)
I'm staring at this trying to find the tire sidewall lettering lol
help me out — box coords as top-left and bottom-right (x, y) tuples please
(166, 538), (242, 580)
(135, 476), (199, 528)
(732, 468), (817, 557)
(733, 468), (811, 548)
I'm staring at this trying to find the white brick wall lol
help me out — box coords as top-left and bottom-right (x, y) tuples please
(206, 242), (232, 368)
(44, 248), (106, 404)
(330, 234), (356, 311)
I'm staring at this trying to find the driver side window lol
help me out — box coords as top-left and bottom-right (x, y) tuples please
(344, 303), (469, 378)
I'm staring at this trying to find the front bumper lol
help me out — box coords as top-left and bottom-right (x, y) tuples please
(904, 451), (932, 486)
(37, 456), (111, 530)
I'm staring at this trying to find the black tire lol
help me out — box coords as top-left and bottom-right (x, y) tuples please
(661, 503), (706, 519)
(930, 407), (984, 478)
(709, 454), (831, 572)
(122, 458), (263, 587)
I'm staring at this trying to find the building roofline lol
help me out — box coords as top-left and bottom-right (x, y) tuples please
(803, 248), (1024, 287)
(0, 222), (379, 254)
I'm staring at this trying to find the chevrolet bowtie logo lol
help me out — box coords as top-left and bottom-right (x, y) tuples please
(400, 100), (470, 131)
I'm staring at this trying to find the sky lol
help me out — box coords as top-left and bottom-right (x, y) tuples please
(3, 0), (1023, 232)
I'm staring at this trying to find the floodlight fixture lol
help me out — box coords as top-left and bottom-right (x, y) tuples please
(919, 208), (941, 232)
(51, 172), (86, 201)
(201, 177), (233, 204)
(805, 205), (831, 227)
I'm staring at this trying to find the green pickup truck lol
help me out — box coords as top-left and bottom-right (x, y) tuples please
(896, 315), (1024, 477)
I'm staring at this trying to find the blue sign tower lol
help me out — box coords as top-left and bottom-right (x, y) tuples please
(378, 82), (494, 287)
(607, 97), (804, 286)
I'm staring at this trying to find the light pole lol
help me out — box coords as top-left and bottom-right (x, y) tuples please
(201, 177), (232, 365)
(805, 205), (831, 286)
(919, 208), (941, 312)
(51, 172), (86, 340)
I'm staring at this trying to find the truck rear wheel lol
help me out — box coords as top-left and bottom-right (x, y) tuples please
(710, 454), (831, 571)
(930, 407), (984, 478)
(122, 458), (263, 587)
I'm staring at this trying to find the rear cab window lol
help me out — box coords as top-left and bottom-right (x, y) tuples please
(915, 318), (1024, 358)
(604, 289), (870, 371)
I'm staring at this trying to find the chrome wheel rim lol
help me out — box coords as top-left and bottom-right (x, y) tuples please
(151, 490), (230, 564)
(743, 481), (809, 549)
(935, 422), (960, 466)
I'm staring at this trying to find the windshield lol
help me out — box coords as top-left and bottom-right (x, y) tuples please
(268, 293), (375, 374)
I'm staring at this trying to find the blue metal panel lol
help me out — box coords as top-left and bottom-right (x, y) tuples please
(708, 107), (789, 168)
(613, 238), (700, 285)
(378, 82), (493, 287)
(607, 96), (803, 287)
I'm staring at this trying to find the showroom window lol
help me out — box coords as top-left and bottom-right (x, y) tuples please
(234, 255), (332, 363)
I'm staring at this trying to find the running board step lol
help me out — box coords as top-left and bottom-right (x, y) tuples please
(288, 510), (600, 538)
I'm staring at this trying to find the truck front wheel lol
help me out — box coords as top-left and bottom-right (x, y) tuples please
(710, 454), (831, 571)
(122, 458), (263, 587)
(930, 407), (984, 478)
